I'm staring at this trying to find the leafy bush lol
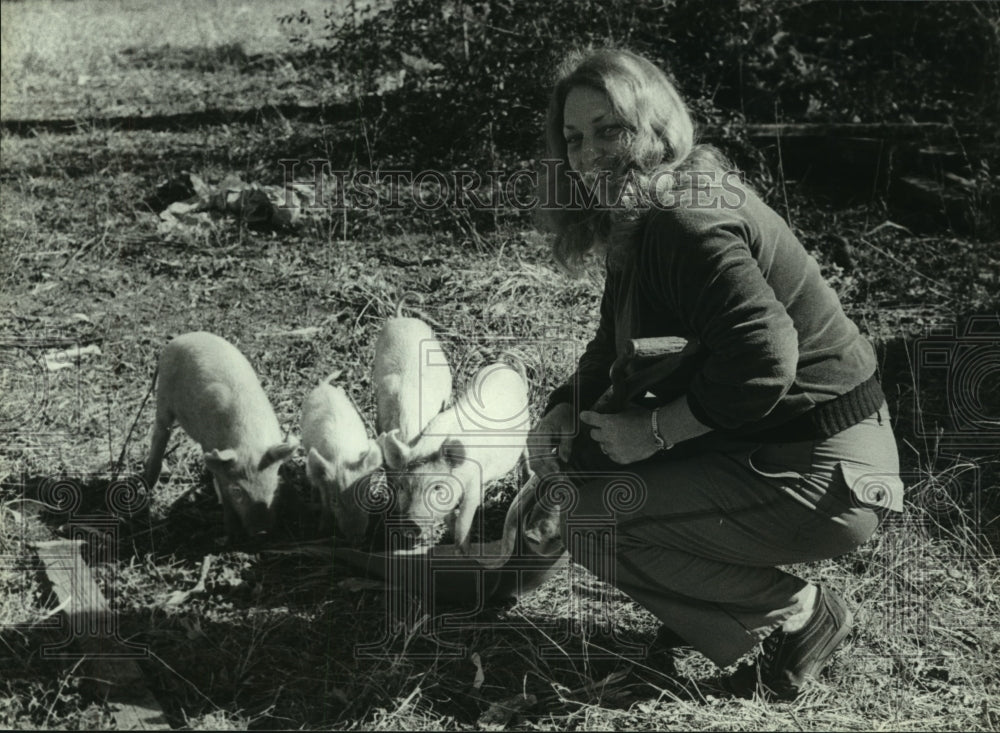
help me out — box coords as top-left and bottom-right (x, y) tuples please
(280, 0), (998, 169)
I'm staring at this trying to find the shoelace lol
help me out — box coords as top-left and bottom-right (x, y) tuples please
(757, 629), (788, 684)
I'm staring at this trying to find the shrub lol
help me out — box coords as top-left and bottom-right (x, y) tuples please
(281, 0), (997, 169)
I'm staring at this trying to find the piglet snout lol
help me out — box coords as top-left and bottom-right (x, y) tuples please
(244, 501), (277, 538)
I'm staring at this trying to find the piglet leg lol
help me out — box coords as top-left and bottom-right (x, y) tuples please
(143, 418), (172, 489)
(452, 476), (482, 555)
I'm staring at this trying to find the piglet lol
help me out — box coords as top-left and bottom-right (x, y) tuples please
(372, 293), (452, 444)
(381, 358), (530, 554)
(143, 331), (298, 540)
(300, 380), (383, 543)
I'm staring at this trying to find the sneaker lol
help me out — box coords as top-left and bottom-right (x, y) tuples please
(726, 585), (853, 701)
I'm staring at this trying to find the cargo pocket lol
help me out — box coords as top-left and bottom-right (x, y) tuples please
(836, 461), (905, 513)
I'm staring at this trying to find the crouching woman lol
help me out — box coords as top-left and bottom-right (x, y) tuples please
(526, 48), (904, 700)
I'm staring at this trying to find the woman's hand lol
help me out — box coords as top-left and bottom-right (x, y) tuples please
(527, 403), (576, 476)
(579, 407), (661, 464)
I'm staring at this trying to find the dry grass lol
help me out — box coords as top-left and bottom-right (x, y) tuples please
(0, 0), (370, 119)
(1, 0), (341, 70)
(2, 1), (999, 730)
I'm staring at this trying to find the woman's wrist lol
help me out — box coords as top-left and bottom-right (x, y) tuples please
(651, 396), (713, 447)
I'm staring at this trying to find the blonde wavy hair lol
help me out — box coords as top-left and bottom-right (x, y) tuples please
(539, 48), (733, 273)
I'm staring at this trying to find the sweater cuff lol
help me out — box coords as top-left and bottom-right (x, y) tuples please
(544, 378), (609, 416)
(544, 384), (575, 415)
(684, 391), (724, 431)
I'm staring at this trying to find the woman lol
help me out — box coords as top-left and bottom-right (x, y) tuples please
(526, 48), (904, 701)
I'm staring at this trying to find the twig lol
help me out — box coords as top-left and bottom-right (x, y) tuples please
(43, 659), (86, 730)
(774, 102), (793, 230)
(107, 391), (114, 473)
(162, 554), (213, 607)
(352, 294), (379, 333)
(113, 366), (158, 481)
(254, 326), (322, 338)
(864, 220), (914, 237)
(60, 232), (104, 271)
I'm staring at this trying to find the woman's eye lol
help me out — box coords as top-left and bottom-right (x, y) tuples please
(565, 135), (582, 148)
(599, 125), (624, 139)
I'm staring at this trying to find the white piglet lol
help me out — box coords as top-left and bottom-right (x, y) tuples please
(300, 381), (383, 542)
(381, 359), (530, 554)
(372, 294), (453, 447)
(143, 331), (298, 539)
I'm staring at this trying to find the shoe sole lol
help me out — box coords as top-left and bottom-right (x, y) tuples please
(803, 600), (853, 681)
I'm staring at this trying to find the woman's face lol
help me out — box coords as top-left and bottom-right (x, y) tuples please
(562, 85), (629, 176)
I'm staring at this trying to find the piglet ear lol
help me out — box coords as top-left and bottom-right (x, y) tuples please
(441, 438), (467, 468)
(306, 447), (335, 486)
(361, 441), (385, 474)
(260, 441), (298, 470)
(204, 448), (239, 476)
(379, 430), (410, 470)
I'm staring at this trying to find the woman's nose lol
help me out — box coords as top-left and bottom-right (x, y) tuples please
(580, 141), (602, 172)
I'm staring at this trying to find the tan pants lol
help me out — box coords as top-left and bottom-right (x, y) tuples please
(541, 402), (902, 668)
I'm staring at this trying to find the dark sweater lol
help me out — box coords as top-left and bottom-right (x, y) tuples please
(546, 181), (884, 441)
